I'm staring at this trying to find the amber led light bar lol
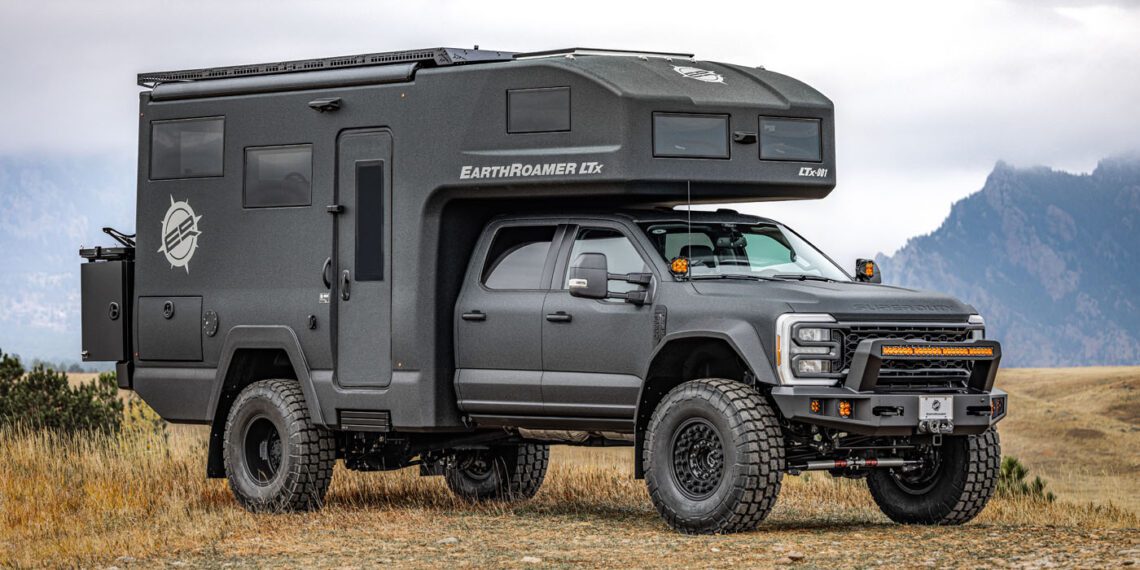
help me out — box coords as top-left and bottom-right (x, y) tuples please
(882, 345), (994, 357)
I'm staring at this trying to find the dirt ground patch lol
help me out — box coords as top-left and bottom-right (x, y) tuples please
(3, 368), (1139, 568)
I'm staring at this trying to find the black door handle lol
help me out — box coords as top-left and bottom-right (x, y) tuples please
(321, 257), (333, 289)
(461, 311), (486, 321)
(546, 311), (572, 323)
(340, 270), (350, 301)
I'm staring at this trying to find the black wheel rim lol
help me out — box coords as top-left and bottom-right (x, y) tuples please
(670, 418), (726, 500)
(459, 453), (494, 482)
(890, 445), (943, 495)
(242, 415), (283, 486)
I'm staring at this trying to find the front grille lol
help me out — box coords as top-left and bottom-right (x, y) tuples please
(837, 324), (973, 391)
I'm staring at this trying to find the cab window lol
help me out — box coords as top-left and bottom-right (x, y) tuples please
(482, 226), (556, 290)
(565, 228), (648, 293)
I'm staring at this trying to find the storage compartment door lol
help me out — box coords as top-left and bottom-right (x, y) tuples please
(137, 296), (203, 361)
(80, 261), (131, 361)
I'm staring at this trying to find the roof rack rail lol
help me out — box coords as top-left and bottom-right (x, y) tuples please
(514, 47), (695, 60)
(137, 47), (515, 88)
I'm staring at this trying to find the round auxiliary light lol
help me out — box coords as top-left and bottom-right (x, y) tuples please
(670, 257), (690, 276)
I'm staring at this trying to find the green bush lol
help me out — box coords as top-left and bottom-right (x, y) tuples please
(998, 456), (1056, 503)
(0, 349), (124, 433)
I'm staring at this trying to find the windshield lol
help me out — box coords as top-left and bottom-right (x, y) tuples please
(639, 221), (850, 281)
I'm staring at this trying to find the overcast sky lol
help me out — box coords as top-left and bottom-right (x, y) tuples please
(2, 0), (1139, 265)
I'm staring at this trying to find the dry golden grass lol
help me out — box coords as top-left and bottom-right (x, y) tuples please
(2, 369), (1139, 568)
(998, 367), (1140, 512)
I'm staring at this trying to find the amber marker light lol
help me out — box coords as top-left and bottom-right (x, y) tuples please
(838, 400), (853, 418)
(882, 345), (994, 357)
(862, 261), (874, 277)
(670, 256), (689, 276)
(809, 399), (822, 414)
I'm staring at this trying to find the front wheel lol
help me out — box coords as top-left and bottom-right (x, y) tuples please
(867, 429), (1000, 525)
(644, 378), (785, 534)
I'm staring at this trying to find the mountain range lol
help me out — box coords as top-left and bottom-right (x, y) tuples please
(877, 156), (1140, 367)
(1, 154), (1138, 368)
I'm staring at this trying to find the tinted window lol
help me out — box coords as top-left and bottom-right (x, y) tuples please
(244, 145), (313, 208)
(508, 87), (571, 133)
(759, 117), (822, 162)
(150, 117), (224, 179)
(653, 113), (729, 158)
(355, 161), (384, 281)
(483, 226), (556, 290)
(566, 228), (648, 293)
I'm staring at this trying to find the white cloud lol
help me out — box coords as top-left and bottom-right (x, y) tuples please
(0, 0), (1137, 263)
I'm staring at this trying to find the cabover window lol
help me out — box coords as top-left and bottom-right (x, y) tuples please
(759, 117), (822, 162)
(652, 113), (729, 159)
(243, 145), (313, 208)
(150, 117), (224, 179)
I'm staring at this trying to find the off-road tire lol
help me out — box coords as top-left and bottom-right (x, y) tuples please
(644, 378), (785, 534)
(223, 379), (335, 512)
(867, 429), (1000, 525)
(445, 443), (549, 502)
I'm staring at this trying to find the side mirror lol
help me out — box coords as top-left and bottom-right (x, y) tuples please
(568, 253), (609, 299)
(855, 258), (882, 284)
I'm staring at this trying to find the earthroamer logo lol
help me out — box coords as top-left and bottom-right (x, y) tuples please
(673, 66), (724, 84)
(799, 167), (829, 178)
(158, 196), (201, 273)
(460, 161), (604, 180)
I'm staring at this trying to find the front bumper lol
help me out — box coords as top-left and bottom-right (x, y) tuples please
(770, 339), (1007, 436)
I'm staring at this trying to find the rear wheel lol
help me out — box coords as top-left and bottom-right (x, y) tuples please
(444, 443), (549, 502)
(867, 429), (1000, 524)
(223, 379), (335, 512)
(644, 378), (784, 534)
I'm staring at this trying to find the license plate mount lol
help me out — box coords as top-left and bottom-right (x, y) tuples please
(919, 396), (953, 421)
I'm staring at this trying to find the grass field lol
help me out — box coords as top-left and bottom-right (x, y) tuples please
(4, 367), (1137, 568)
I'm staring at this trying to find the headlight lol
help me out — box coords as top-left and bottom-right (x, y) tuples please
(795, 359), (832, 375)
(797, 327), (830, 342)
(969, 314), (985, 340)
(775, 313), (839, 385)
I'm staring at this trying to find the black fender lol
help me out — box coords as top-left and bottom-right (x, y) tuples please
(639, 319), (777, 386)
(205, 325), (324, 477)
(632, 319), (777, 478)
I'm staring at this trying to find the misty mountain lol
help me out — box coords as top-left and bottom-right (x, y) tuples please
(877, 157), (1140, 367)
(0, 154), (134, 363)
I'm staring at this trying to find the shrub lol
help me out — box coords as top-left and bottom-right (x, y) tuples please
(998, 456), (1056, 503)
(0, 349), (124, 433)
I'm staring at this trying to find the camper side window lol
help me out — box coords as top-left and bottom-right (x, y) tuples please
(244, 145), (313, 208)
(150, 117), (224, 180)
(482, 226), (557, 290)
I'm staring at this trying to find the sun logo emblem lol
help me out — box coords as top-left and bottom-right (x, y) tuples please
(158, 196), (202, 273)
(672, 65), (725, 84)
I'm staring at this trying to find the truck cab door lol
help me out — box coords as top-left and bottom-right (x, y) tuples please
(453, 222), (563, 416)
(540, 224), (657, 420)
(334, 130), (393, 387)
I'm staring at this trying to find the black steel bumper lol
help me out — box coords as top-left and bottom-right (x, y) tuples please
(770, 339), (1007, 436)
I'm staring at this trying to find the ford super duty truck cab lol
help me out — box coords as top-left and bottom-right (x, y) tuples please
(79, 47), (1005, 534)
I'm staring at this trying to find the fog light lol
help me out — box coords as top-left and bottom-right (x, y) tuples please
(795, 359), (831, 375)
(810, 399), (822, 414)
(991, 396), (1005, 417)
(838, 400), (853, 418)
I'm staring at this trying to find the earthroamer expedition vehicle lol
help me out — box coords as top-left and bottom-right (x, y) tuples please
(79, 47), (1007, 534)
